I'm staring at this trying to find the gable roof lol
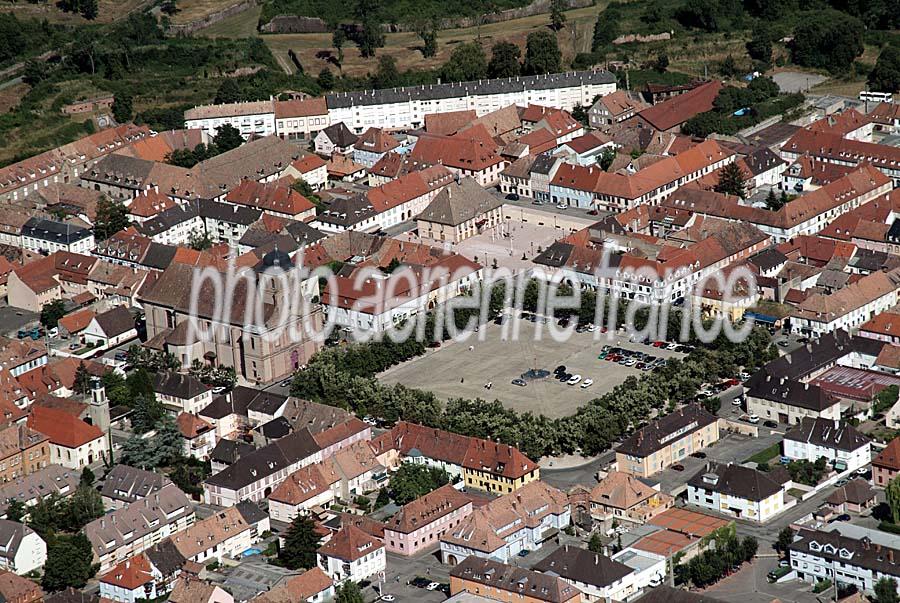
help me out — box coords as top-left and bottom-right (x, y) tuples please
(317, 524), (382, 562)
(452, 556), (580, 603)
(532, 545), (632, 589)
(28, 405), (101, 448)
(417, 176), (504, 226)
(637, 81), (722, 131)
(384, 483), (471, 534)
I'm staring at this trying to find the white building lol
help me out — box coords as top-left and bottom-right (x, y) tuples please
(99, 554), (162, 603)
(686, 462), (787, 523)
(267, 463), (340, 524)
(27, 406), (108, 470)
(21, 218), (94, 254)
(316, 525), (385, 584)
(783, 418), (871, 473)
(154, 372), (212, 415)
(171, 506), (256, 565)
(532, 545), (640, 603)
(0, 521), (46, 575)
(184, 99), (277, 140)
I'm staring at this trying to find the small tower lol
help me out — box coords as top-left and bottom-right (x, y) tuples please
(88, 376), (110, 434)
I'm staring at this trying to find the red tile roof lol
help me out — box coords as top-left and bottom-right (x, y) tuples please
(317, 524), (382, 561)
(28, 405), (102, 448)
(101, 554), (153, 590)
(177, 412), (214, 439)
(637, 81), (722, 131)
(274, 97), (328, 119)
(225, 179), (315, 216)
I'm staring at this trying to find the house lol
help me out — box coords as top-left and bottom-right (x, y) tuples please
(28, 405), (107, 469)
(0, 570), (44, 603)
(416, 177), (505, 243)
(20, 218), (94, 255)
(408, 133), (506, 187)
(782, 418), (871, 473)
(57, 308), (95, 340)
(82, 306), (136, 349)
(268, 462), (340, 523)
(84, 483), (195, 573)
(557, 131), (614, 166)
(274, 98), (330, 142)
(0, 464), (79, 518)
(872, 437), (900, 486)
(326, 440), (385, 499)
(686, 462), (788, 522)
(590, 471), (673, 524)
(745, 371), (841, 426)
(171, 506), (255, 564)
(633, 81), (722, 132)
(223, 180), (316, 222)
(99, 554), (161, 603)
(589, 90), (648, 128)
(184, 99), (277, 139)
(283, 154), (329, 192)
(532, 545), (636, 603)
(385, 484), (473, 556)
(177, 412), (217, 460)
(0, 338), (47, 379)
(314, 123), (359, 156)
(440, 481), (569, 565)
(0, 424), (49, 484)
(353, 128), (400, 167)
(0, 521), (45, 575)
(782, 129), (900, 187)
(126, 189), (178, 224)
(825, 478), (877, 514)
(788, 528), (900, 597)
(168, 576), (234, 603)
(615, 405), (720, 478)
(45, 588), (101, 603)
(153, 372), (211, 415)
(450, 557), (582, 603)
(6, 251), (97, 312)
(316, 525), (385, 583)
(253, 567), (334, 603)
(101, 464), (173, 510)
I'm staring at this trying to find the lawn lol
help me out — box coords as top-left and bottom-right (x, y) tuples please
(744, 443), (780, 466)
(0, 0), (149, 24)
(195, 4), (261, 37)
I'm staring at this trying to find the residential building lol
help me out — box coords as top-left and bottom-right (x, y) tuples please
(450, 557), (582, 603)
(782, 129), (900, 187)
(20, 218), (94, 254)
(417, 177), (505, 243)
(27, 405), (106, 469)
(0, 424), (50, 483)
(317, 525), (385, 583)
(177, 412), (217, 460)
(274, 98), (330, 142)
(267, 462), (340, 523)
(745, 371), (842, 426)
(184, 99), (277, 139)
(0, 339), (47, 379)
(0, 570), (44, 603)
(532, 545), (636, 603)
(385, 484), (473, 556)
(223, 180), (316, 222)
(171, 506), (254, 565)
(353, 128), (400, 167)
(84, 483), (195, 573)
(825, 478), (877, 514)
(314, 123), (358, 156)
(326, 440), (386, 499)
(440, 481), (570, 565)
(153, 372), (212, 415)
(686, 462), (788, 522)
(82, 306), (137, 350)
(788, 528), (900, 597)
(0, 521), (45, 575)
(99, 554), (161, 603)
(615, 405), (720, 478)
(408, 133), (506, 186)
(253, 568), (334, 603)
(100, 464), (173, 510)
(783, 418), (871, 472)
(557, 131), (614, 166)
(283, 154), (329, 191)
(589, 90), (648, 128)
(0, 464), (79, 517)
(632, 81), (722, 132)
(872, 437), (900, 486)
(590, 471), (673, 524)
(169, 577), (234, 603)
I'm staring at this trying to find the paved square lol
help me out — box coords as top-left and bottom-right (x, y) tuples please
(379, 319), (684, 418)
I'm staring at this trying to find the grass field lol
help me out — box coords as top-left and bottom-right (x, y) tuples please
(170, 0), (257, 25)
(0, 0), (149, 24)
(194, 3), (261, 37)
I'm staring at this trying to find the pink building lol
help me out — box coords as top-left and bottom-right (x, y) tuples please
(314, 417), (372, 460)
(384, 484), (473, 556)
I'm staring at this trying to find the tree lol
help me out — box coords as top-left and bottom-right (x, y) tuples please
(588, 532), (604, 552)
(592, 8), (620, 51)
(279, 515), (321, 569)
(571, 104), (588, 125)
(333, 29), (346, 65)
(112, 93), (133, 124)
(388, 463), (449, 505)
(22, 59), (48, 86)
(94, 195), (130, 240)
(791, 10), (864, 74)
(336, 581), (365, 603)
(80, 0), (98, 20)
(355, 0), (384, 58)
(130, 394), (165, 434)
(875, 384), (899, 413)
(214, 78), (241, 104)
(523, 29), (561, 76)
(746, 28), (772, 65)
(372, 55), (401, 89)
(213, 123), (243, 153)
(869, 46), (900, 94)
(549, 0), (566, 31)
(318, 68), (336, 90)
(42, 533), (97, 591)
(714, 162), (747, 198)
(189, 231), (213, 251)
(887, 476), (900, 525)
(654, 53), (669, 72)
(488, 42), (521, 79)
(418, 23), (438, 58)
(775, 528), (795, 555)
(741, 536), (758, 561)
(5, 500), (25, 523)
(719, 54), (738, 77)
(701, 396), (721, 414)
(73, 362), (92, 396)
(80, 466), (95, 487)
(150, 415), (185, 467)
(875, 577), (899, 603)
(442, 42), (487, 83)
(40, 299), (66, 329)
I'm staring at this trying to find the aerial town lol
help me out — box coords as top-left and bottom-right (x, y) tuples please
(0, 0), (899, 602)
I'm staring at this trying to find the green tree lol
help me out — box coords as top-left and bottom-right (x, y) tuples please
(442, 42), (488, 82)
(215, 79), (241, 104)
(333, 28), (346, 65)
(549, 0), (566, 31)
(741, 536), (758, 561)
(714, 162), (747, 198)
(279, 515), (321, 569)
(869, 46), (900, 94)
(73, 362), (92, 396)
(488, 42), (521, 78)
(22, 59), (48, 86)
(80, 466), (95, 487)
(336, 581), (365, 603)
(94, 195), (130, 240)
(80, 0), (98, 20)
(790, 10), (864, 74)
(213, 123), (244, 153)
(523, 29), (561, 75)
(588, 532), (604, 552)
(120, 434), (155, 469)
(419, 24), (438, 58)
(356, 0), (385, 58)
(42, 533), (97, 591)
(5, 500), (25, 523)
(599, 147), (616, 171)
(887, 476), (900, 525)
(112, 93), (133, 124)
(654, 53), (669, 72)
(701, 396), (721, 414)
(875, 384), (899, 413)
(388, 463), (449, 505)
(40, 299), (67, 329)
(65, 484), (104, 531)
(746, 28), (773, 65)
(764, 188), (783, 211)
(372, 55), (401, 88)
(318, 68), (336, 89)
(150, 415), (185, 467)
(719, 54), (738, 77)
(875, 577), (899, 603)
(130, 394), (165, 434)
(592, 8), (620, 51)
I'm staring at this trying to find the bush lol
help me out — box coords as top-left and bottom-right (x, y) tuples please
(813, 579), (832, 593)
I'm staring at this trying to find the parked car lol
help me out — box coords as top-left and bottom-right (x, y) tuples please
(505, 193), (520, 201)
(690, 452), (707, 459)
(556, 203), (567, 210)
(381, 596), (396, 601)
(512, 378), (527, 387)
(411, 578), (431, 588)
(672, 464), (685, 471)
(427, 583), (440, 591)
(554, 365), (566, 374)
(731, 397), (742, 406)
(517, 550), (530, 557)
(580, 379), (594, 388)
(748, 414), (760, 424)
(567, 374), (582, 385)
(763, 420), (778, 428)
(779, 560), (790, 568)
(47, 327), (59, 338)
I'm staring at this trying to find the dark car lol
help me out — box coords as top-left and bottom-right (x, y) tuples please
(505, 193), (520, 201)
(555, 365), (566, 374)
(690, 452), (707, 459)
(763, 420), (778, 428)
(833, 513), (851, 522)
(672, 464), (685, 471)
(517, 550), (530, 557)
(411, 578), (431, 588)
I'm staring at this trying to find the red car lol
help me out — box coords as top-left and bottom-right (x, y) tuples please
(724, 378), (741, 386)
(652, 341), (665, 347)
(672, 464), (685, 471)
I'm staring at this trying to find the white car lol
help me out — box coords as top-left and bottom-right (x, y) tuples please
(381, 596), (396, 602)
(580, 379), (594, 388)
(731, 397), (742, 406)
(587, 324), (596, 332)
(47, 327), (59, 338)
(426, 583), (440, 591)
(666, 343), (679, 350)
(556, 203), (568, 210)
(567, 374), (582, 385)
(648, 576), (662, 588)
(748, 414), (760, 424)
